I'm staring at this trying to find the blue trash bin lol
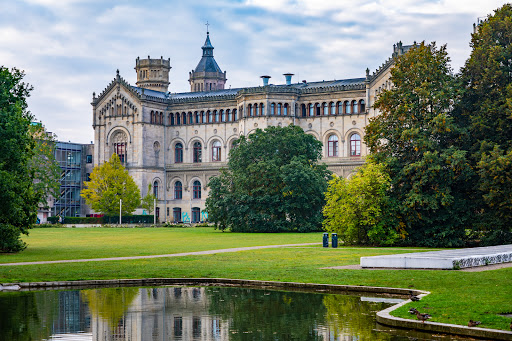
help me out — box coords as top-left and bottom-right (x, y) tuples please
(332, 233), (338, 248)
(323, 233), (329, 248)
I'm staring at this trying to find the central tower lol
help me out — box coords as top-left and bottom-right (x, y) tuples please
(188, 31), (227, 92)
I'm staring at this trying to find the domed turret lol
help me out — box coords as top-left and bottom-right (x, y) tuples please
(188, 31), (227, 92)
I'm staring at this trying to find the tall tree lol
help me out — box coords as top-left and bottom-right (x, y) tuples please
(141, 183), (157, 215)
(0, 67), (38, 252)
(458, 4), (512, 244)
(365, 42), (474, 247)
(206, 125), (330, 232)
(81, 153), (140, 216)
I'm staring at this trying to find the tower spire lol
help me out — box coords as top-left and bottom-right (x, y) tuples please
(189, 30), (227, 92)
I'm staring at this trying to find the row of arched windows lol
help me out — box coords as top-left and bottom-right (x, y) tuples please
(150, 110), (164, 124)
(301, 100), (365, 117)
(169, 109), (238, 126)
(327, 133), (361, 157)
(174, 141), (224, 164)
(247, 103), (291, 116)
(173, 180), (202, 200)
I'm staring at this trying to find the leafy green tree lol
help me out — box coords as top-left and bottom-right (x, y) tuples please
(365, 42), (474, 247)
(457, 4), (512, 244)
(81, 153), (140, 216)
(0, 67), (39, 252)
(29, 123), (60, 212)
(141, 183), (157, 214)
(322, 160), (401, 246)
(206, 125), (330, 232)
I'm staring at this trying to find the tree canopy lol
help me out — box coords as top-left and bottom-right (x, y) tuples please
(81, 153), (140, 216)
(365, 42), (474, 247)
(206, 125), (330, 232)
(457, 4), (512, 244)
(0, 67), (59, 252)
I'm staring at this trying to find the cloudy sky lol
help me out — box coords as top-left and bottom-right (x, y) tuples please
(1, 0), (507, 143)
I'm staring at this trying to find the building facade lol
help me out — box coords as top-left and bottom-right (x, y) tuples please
(92, 32), (409, 223)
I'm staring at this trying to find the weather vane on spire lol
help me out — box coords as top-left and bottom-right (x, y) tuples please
(205, 21), (210, 34)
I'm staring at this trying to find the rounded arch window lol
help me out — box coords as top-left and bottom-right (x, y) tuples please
(153, 181), (159, 198)
(193, 142), (202, 163)
(345, 101), (351, 114)
(193, 180), (202, 199)
(174, 181), (182, 199)
(350, 133), (361, 156)
(174, 143), (183, 163)
(327, 135), (339, 157)
(352, 100), (358, 114)
(212, 141), (222, 161)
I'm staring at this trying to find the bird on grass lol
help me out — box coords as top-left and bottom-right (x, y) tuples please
(409, 291), (420, 301)
(468, 320), (481, 327)
(409, 307), (419, 315)
(415, 311), (431, 323)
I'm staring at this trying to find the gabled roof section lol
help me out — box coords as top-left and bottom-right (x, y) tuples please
(92, 70), (142, 105)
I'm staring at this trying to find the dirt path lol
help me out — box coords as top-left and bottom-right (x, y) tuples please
(0, 243), (320, 266)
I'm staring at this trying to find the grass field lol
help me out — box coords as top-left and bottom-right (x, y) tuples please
(0, 227), (511, 331)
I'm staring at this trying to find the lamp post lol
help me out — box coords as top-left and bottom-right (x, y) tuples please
(119, 199), (122, 225)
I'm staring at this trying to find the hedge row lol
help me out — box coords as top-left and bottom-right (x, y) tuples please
(46, 215), (156, 224)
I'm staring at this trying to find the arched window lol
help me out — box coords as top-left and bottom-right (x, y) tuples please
(227, 109), (232, 122)
(221, 110), (225, 122)
(301, 104), (307, 117)
(174, 181), (182, 199)
(153, 181), (159, 198)
(316, 103), (321, 116)
(309, 104), (314, 116)
(188, 112), (193, 124)
(330, 102), (335, 115)
(350, 133), (361, 156)
(201, 111), (206, 123)
(208, 111), (213, 123)
(345, 101), (351, 114)
(175, 143), (183, 163)
(195, 112), (200, 124)
(283, 103), (288, 116)
(170, 113), (175, 126)
(160, 112), (163, 124)
(150, 111), (154, 124)
(233, 109), (238, 121)
(249, 104), (253, 117)
(352, 100), (358, 114)
(359, 99), (366, 112)
(260, 103), (264, 116)
(323, 103), (328, 115)
(337, 101), (343, 115)
(277, 103), (282, 116)
(182, 113), (186, 125)
(193, 180), (201, 199)
(328, 135), (339, 157)
(193, 142), (202, 163)
(271, 103), (275, 115)
(192, 207), (201, 223)
(214, 110), (219, 123)
(212, 141), (221, 161)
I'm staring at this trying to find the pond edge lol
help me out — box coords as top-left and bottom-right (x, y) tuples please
(2, 278), (512, 340)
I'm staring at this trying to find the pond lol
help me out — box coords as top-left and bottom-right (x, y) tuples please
(0, 285), (471, 340)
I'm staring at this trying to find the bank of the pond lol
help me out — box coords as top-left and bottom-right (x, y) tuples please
(0, 228), (511, 334)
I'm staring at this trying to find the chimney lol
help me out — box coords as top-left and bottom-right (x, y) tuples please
(283, 73), (294, 85)
(261, 75), (271, 86)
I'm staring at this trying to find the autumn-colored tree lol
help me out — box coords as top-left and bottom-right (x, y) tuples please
(365, 42), (474, 247)
(323, 160), (401, 246)
(81, 154), (140, 216)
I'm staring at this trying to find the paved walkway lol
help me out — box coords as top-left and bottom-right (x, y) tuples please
(0, 243), (320, 266)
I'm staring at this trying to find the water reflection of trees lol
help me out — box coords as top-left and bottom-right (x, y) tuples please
(0, 291), (57, 341)
(323, 295), (393, 340)
(81, 287), (138, 329)
(207, 287), (326, 340)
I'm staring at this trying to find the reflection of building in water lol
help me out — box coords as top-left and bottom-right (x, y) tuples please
(53, 291), (91, 334)
(89, 287), (230, 341)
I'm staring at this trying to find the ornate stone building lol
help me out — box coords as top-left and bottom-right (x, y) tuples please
(92, 32), (409, 222)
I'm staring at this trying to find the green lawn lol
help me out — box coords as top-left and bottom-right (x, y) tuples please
(0, 227), (511, 332)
